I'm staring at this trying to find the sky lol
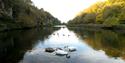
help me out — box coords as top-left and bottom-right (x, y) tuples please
(31, 0), (105, 23)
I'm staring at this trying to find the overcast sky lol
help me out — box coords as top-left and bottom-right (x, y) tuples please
(31, 0), (105, 23)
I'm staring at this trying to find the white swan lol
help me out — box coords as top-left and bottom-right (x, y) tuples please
(54, 48), (70, 58)
(64, 46), (76, 52)
(54, 49), (68, 56)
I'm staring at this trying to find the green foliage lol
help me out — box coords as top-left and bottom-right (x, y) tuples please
(0, 0), (61, 30)
(103, 16), (119, 26)
(68, 0), (125, 27)
(83, 13), (96, 24)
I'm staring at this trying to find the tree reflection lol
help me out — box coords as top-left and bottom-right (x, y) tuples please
(69, 27), (125, 60)
(0, 27), (60, 63)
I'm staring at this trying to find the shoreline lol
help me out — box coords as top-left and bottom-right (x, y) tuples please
(67, 24), (125, 30)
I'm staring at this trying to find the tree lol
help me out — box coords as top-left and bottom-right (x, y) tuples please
(68, 0), (125, 26)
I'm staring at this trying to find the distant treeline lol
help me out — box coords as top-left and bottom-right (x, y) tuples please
(68, 0), (125, 27)
(0, 0), (61, 31)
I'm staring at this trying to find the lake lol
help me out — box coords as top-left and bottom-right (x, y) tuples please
(0, 26), (125, 63)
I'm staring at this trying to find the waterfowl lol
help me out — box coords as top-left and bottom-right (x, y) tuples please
(55, 49), (68, 56)
(45, 48), (55, 53)
(63, 34), (65, 36)
(66, 54), (70, 58)
(56, 47), (63, 50)
(62, 27), (65, 28)
(64, 46), (76, 52)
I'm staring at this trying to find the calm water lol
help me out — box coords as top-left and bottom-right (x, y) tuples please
(0, 26), (125, 63)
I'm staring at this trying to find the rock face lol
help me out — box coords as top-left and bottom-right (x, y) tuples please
(0, 0), (12, 18)
(7, 7), (13, 18)
(0, 0), (4, 9)
(0, 0), (4, 17)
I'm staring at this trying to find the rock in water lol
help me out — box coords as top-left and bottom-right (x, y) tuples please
(45, 48), (55, 53)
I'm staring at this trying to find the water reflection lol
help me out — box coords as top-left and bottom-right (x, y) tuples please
(0, 27), (59, 63)
(69, 27), (125, 61)
(20, 27), (125, 63)
(0, 27), (125, 63)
